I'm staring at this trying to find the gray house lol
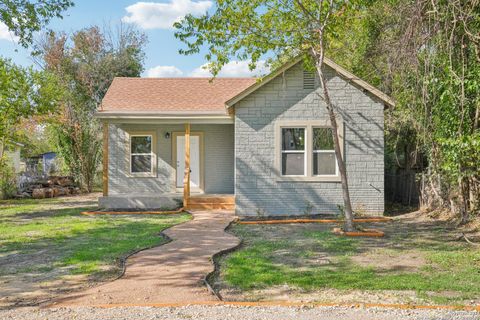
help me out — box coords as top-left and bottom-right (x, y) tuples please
(97, 57), (394, 217)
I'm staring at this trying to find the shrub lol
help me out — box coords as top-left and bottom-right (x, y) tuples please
(0, 157), (17, 199)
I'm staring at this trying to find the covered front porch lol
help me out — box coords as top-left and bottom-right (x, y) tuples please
(99, 116), (235, 210)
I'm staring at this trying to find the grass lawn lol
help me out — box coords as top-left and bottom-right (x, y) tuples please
(217, 217), (480, 305)
(0, 195), (190, 305)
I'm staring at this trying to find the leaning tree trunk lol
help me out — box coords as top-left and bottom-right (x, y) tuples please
(313, 49), (355, 232)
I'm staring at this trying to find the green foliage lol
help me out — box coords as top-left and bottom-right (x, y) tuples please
(0, 157), (16, 199)
(15, 123), (55, 159)
(0, 0), (73, 47)
(51, 112), (102, 191)
(328, 0), (480, 217)
(0, 57), (62, 159)
(175, 0), (367, 74)
(35, 25), (146, 191)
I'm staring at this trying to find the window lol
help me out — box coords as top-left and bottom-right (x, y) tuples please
(130, 135), (153, 174)
(281, 128), (305, 175)
(313, 128), (337, 176)
(276, 120), (343, 181)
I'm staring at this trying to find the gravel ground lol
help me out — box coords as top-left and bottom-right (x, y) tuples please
(1, 305), (478, 320)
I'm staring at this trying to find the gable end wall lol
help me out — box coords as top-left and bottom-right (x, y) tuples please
(234, 62), (384, 216)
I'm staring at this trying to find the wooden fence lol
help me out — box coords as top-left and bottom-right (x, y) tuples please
(385, 169), (420, 206)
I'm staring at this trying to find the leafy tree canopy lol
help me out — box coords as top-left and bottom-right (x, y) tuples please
(0, 57), (61, 158)
(0, 0), (73, 47)
(175, 0), (370, 74)
(34, 24), (147, 192)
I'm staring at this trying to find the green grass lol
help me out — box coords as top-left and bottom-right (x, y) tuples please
(221, 225), (480, 303)
(0, 198), (190, 276)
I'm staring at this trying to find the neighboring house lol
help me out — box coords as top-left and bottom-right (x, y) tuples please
(26, 152), (58, 175)
(4, 142), (24, 173)
(97, 56), (394, 217)
(41, 152), (58, 174)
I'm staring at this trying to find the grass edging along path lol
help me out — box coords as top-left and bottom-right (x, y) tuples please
(215, 218), (480, 306)
(0, 195), (191, 305)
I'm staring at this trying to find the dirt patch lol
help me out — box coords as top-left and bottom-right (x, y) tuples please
(0, 193), (103, 308)
(351, 250), (426, 273)
(214, 211), (480, 306)
(220, 286), (426, 305)
(398, 210), (480, 242)
(0, 271), (99, 308)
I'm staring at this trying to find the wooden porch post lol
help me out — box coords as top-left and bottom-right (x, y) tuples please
(183, 123), (191, 207)
(102, 122), (109, 197)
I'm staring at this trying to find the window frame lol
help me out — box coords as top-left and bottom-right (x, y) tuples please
(275, 120), (343, 182)
(127, 131), (157, 177)
(280, 127), (307, 177)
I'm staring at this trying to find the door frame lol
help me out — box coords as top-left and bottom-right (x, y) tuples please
(172, 131), (205, 193)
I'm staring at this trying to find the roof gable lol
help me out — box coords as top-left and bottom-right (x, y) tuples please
(226, 56), (395, 108)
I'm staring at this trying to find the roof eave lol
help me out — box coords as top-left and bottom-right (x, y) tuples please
(95, 111), (234, 123)
(323, 58), (395, 108)
(225, 55), (395, 109)
(225, 56), (304, 108)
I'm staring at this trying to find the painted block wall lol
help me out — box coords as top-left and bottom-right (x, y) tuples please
(107, 123), (234, 196)
(234, 62), (385, 216)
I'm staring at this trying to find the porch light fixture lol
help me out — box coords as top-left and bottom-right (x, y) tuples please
(164, 132), (171, 139)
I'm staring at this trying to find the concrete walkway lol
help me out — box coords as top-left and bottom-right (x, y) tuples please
(54, 210), (239, 306)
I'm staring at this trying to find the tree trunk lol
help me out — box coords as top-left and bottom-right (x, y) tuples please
(313, 51), (355, 232)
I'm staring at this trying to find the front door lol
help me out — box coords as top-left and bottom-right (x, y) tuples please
(176, 135), (200, 189)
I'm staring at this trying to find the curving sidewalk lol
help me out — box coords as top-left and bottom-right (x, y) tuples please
(54, 210), (240, 306)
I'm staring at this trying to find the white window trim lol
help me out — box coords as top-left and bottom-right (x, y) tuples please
(127, 131), (157, 178)
(275, 120), (343, 182)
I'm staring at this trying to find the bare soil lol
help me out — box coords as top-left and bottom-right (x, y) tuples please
(351, 249), (427, 273)
(217, 210), (480, 306)
(0, 193), (105, 308)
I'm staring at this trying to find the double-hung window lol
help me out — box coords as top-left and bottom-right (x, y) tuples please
(276, 121), (342, 181)
(130, 135), (154, 175)
(281, 128), (306, 176)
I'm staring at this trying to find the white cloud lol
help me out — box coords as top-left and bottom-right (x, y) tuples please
(190, 60), (268, 77)
(146, 65), (184, 77)
(0, 22), (19, 42)
(145, 60), (269, 78)
(122, 0), (212, 30)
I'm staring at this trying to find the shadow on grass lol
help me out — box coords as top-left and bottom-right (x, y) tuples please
(217, 218), (480, 299)
(0, 206), (190, 277)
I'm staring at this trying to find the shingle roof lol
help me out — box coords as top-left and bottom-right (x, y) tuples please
(100, 77), (257, 114)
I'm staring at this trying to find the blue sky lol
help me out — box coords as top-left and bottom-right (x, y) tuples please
(0, 0), (266, 77)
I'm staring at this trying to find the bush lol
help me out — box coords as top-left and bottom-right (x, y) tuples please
(0, 157), (17, 199)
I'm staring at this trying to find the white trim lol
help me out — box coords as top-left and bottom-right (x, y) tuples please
(274, 120), (343, 182)
(97, 113), (234, 124)
(127, 132), (157, 177)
